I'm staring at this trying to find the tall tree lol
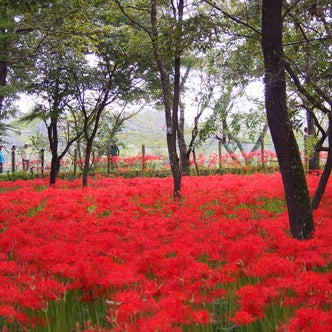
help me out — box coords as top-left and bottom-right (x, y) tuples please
(149, 0), (182, 197)
(0, 0), (35, 136)
(0, 0), (27, 115)
(72, 8), (149, 187)
(115, 0), (217, 197)
(20, 50), (84, 185)
(261, 0), (314, 239)
(16, 0), (149, 186)
(0, 0), (80, 113)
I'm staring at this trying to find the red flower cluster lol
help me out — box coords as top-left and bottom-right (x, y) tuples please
(0, 173), (331, 331)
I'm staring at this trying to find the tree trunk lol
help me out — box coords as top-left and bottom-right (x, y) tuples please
(178, 144), (191, 175)
(81, 91), (108, 187)
(178, 100), (203, 176)
(48, 120), (59, 185)
(150, 0), (181, 198)
(178, 103), (191, 176)
(0, 60), (6, 114)
(82, 139), (93, 187)
(0, 26), (8, 114)
(261, 0), (314, 239)
(312, 116), (332, 210)
(307, 112), (320, 171)
(171, 51), (182, 194)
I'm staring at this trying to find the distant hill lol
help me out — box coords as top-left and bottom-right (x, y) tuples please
(119, 110), (168, 156)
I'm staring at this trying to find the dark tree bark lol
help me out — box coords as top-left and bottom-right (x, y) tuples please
(0, 27), (8, 114)
(178, 103), (203, 176)
(150, 0), (181, 198)
(46, 77), (70, 186)
(261, 0), (314, 239)
(82, 92), (108, 187)
(0, 60), (6, 114)
(307, 113), (320, 171)
(48, 119), (59, 186)
(82, 138), (93, 187)
(312, 116), (332, 210)
(48, 116), (82, 186)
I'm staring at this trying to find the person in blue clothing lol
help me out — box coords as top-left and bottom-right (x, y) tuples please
(0, 146), (4, 173)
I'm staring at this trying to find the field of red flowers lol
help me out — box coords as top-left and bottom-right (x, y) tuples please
(0, 173), (331, 331)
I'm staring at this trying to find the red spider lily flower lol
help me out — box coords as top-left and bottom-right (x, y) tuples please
(247, 253), (295, 278)
(135, 315), (183, 332)
(113, 290), (148, 322)
(192, 309), (212, 324)
(231, 310), (254, 325)
(0, 305), (17, 323)
(154, 296), (193, 325)
(235, 284), (278, 320)
(284, 307), (332, 332)
(0, 173), (331, 330)
(285, 271), (331, 307)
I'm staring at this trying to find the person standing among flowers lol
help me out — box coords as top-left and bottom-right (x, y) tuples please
(21, 143), (30, 172)
(0, 146), (4, 173)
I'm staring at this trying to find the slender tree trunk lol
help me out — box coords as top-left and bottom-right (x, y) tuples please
(261, 0), (314, 239)
(171, 51), (182, 193)
(48, 120), (59, 185)
(178, 101), (203, 176)
(82, 139), (93, 187)
(307, 112), (320, 171)
(192, 148), (200, 176)
(150, 0), (181, 198)
(0, 60), (6, 114)
(81, 93), (107, 187)
(178, 143), (190, 175)
(178, 103), (190, 175)
(0, 26), (8, 114)
(312, 116), (332, 210)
